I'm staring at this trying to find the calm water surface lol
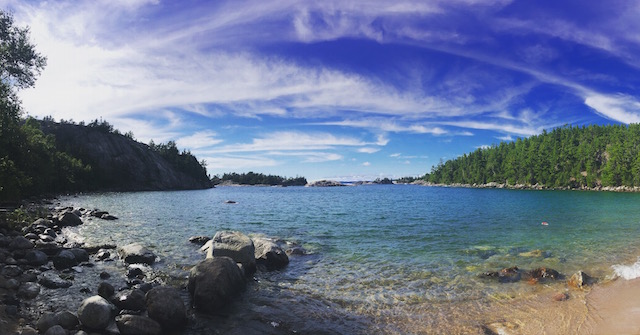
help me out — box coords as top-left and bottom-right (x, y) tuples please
(60, 185), (640, 334)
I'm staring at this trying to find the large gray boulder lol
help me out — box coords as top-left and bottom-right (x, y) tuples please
(39, 273), (73, 289)
(118, 243), (156, 265)
(188, 257), (246, 314)
(77, 295), (115, 330)
(211, 231), (256, 275)
(253, 237), (289, 271)
(145, 286), (187, 330)
(53, 249), (78, 270)
(112, 289), (146, 311)
(17, 282), (40, 299)
(115, 315), (161, 335)
(57, 211), (83, 227)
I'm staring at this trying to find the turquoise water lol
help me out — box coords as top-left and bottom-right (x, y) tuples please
(60, 186), (640, 333)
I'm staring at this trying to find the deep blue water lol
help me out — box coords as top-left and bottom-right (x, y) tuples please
(60, 185), (640, 333)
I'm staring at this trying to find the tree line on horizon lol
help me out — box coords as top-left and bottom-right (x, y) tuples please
(212, 172), (307, 186)
(426, 124), (640, 188)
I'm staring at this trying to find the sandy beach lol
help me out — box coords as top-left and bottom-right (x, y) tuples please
(482, 277), (640, 335)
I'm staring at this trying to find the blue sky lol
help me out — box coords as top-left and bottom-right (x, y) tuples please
(4, 0), (640, 181)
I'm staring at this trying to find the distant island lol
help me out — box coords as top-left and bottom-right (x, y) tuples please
(212, 172), (307, 186)
(425, 124), (640, 191)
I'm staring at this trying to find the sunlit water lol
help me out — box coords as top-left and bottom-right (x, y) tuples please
(59, 185), (640, 334)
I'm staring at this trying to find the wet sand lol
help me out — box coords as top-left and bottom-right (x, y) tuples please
(482, 278), (640, 335)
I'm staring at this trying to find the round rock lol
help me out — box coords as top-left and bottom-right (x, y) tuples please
(77, 295), (115, 330)
(17, 282), (40, 299)
(115, 315), (161, 335)
(145, 286), (187, 329)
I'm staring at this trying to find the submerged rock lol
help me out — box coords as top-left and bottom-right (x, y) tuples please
(188, 257), (246, 314)
(39, 273), (73, 289)
(118, 243), (156, 265)
(211, 231), (256, 275)
(528, 267), (561, 280)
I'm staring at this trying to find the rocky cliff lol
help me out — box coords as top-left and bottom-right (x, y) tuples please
(40, 122), (213, 192)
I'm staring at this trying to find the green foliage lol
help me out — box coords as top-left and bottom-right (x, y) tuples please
(426, 124), (640, 188)
(214, 171), (307, 186)
(149, 140), (210, 183)
(0, 10), (46, 89)
(373, 177), (393, 184)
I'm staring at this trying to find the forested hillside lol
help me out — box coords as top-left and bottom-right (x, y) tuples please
(426, 124), (640, 188)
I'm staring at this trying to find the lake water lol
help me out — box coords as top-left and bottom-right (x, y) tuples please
(60, 185), (640, 334)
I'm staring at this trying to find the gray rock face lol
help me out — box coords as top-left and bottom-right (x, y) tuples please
(189, 235), (211, 245)
(77, 295), (115, 330)
(145, 286), (187, 330)
(211, 231), (256, 275)
(188, 257), (246, 314)
(40, 121), (213, 191)
(254, 237), (289, 271)
(115, 315), (162, 335)
(58, 211), (83, 227)
(118, 243), (156, 265)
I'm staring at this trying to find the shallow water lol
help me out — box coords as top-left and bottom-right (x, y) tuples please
(59, 185), (640, 333)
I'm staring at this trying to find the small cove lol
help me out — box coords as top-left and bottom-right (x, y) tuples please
(60, 185), (640, 333)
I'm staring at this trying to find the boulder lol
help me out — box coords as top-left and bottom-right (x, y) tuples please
(54, 310), (79, 329)
(17, 282), (40, 299)
(211, 231), (256, 275)
(20, 326), (38, 335)
(36, 312), (57, 333)
(145, 286), (187, 330)
(43, 325), (66, 335)
(115, 315), (161, 335)
(39, 273), (73, 289)
(77, 295), (116, 330)
(101, 214), (118, 220)
(253, 237), (289, 270)
(118, 243), (156, 265)
(98, 282), (115, 299)
(112, 289), (146, 311)
(58, 211), (83, 227)
(25, 249), (49, 266)
(189, 236), (211, 245)
(481, 266), (521, 283)
(1, 277), (20, 290)
(53, 249), (78, 270)
(9, 236), (35, 249)
(568, 270), (593, 289)
(1, 265), (23, 277)
(187, 257), (246, 314)
(69, 248), (90, 262)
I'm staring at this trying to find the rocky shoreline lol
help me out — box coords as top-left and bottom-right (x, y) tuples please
(412, 180), (640, 192)
(0, 203), (303, 335)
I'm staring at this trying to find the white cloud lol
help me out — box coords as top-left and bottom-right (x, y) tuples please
(203, 155), (278, 170)
(496, 135), (514, 141)
(390, 153), (401, 157)
(358, 147), (380, 154)
(362, 161), (371, 166)
(584, 93), (640, 124)
(207, 131), (371, 153)
(176, 131), (223, 150)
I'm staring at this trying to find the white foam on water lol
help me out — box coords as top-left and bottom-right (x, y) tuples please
(612, 257), (640, 280)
